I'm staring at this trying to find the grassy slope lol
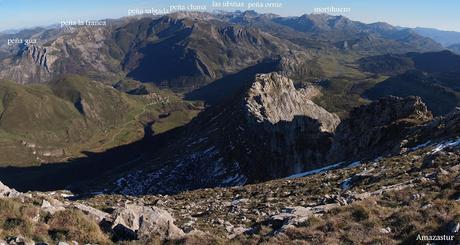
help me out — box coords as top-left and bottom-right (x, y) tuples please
(0, 76), (201, 167)
(307, 51), (388, 118)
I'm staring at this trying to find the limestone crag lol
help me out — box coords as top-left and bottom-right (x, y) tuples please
(111, 72), (341, 194)
(246, 72), (339, 131)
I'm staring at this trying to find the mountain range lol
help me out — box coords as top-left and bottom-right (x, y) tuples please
(0, 10), (459, 244)
(0, 12), (445, 86)
(412, 27), (460, 47)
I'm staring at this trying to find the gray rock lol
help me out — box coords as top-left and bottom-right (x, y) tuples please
(0, 181), (22, 198)
(380, 227), (392, 234)
(438, 167), (449, 175)
(111, 204), (184, 240)
(41, 199), (65, 215)
(269, 206), (314, 230)
(450, 164), (460, 173)
(246, 73), (340, 132)
(5, 236), (32, 245)
(73, 203), (109, 223)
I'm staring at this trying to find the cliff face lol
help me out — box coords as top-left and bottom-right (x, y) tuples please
(111, 72), (340, 195)
(111, 85), (448, 196)
(328, 96), (433, 162)
(0, 44), (55, 84)
(245, 73), (339, 131)
(242, 73), (340, 175)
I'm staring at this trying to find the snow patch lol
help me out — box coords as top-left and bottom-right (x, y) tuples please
(347, 161), (361, 168)
(340, 177), (352, 190)
(431, 138), (460, 154)
(286, 162), (345, 179)
(409, 141), (432, 151)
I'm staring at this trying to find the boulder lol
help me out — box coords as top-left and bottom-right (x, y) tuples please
(73, 203), (110, 223)
(111, 204), (184, 240)
(269, 206), (314, 230)
(41, 199), (65, 215)
(268, 204), (340, 232)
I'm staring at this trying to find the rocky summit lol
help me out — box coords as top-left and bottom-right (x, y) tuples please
(245, 73), (340, 131)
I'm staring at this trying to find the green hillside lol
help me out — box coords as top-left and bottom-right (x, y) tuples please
(0, 75), (200, 167)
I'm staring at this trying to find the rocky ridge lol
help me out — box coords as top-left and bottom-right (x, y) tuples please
(328, 96), (433, 162)
(111, 72), (340, 195)
(245, 73), (340, 131)
(109, 72), (451, 197)
(0, 11), (444, 87)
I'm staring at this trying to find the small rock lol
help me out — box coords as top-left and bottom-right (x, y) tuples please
(449, 164), (460, 173)
(451, 222), (459, 234)
(227, 226), (251, 239)
(269, 206), (315, 230)
(380, 227), (392, 234)
(5, 236), (31, 245)
(438, 167), (449, 175)
(41, 199), (65, 215)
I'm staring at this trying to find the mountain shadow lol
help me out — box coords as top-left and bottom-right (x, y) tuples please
(184, 58), (280, 105)
(0, 121), (169, 194)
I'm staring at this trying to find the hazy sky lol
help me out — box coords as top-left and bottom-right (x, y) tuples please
(0, 0), (459, 32)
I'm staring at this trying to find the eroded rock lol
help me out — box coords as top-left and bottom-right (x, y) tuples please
(111, 204), (184, 240)
(0, 181), (22, 198)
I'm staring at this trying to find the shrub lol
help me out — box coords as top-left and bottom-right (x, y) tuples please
(351, 205), (370, 222)
(47, 209), (109, 244)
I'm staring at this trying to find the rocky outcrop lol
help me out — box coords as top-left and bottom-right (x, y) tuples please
(0, 44), (55, 84)
(246, 73), (339, 131)
(276, 53), (324, 81)
(328, 96), (433, 162)
(24, 45), (50, 71)
(111, 204), (184, 240)
(0, 181), (22, 198)
(239, 73), (340, 178)
(0, 181), (185, 243)
(41, 199), (66, 215)
(111, 72), (340, 194)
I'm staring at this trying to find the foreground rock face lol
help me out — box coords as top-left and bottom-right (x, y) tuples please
(92, 137), (460, 244)
(2, 118), (460, 244)
(0, 182), (185, 243)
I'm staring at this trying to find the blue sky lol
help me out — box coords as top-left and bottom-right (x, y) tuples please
(0, 0), (459, 32)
